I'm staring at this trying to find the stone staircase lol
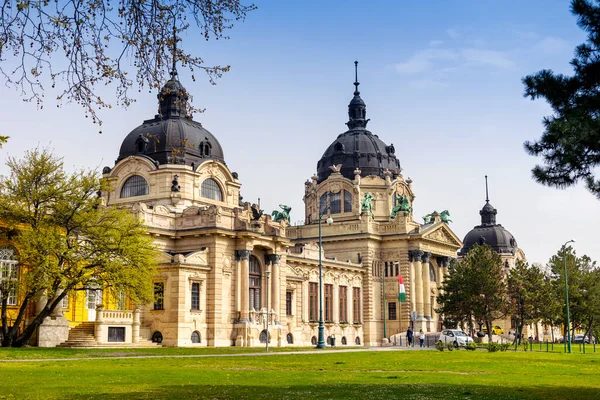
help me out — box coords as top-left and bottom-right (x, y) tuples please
(58, 322), (160, 348)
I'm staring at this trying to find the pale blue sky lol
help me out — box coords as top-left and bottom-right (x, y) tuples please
(1, 0), (597, 265)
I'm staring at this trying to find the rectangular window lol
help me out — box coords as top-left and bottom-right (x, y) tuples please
(344, 190), (352, 212)
(309, 282), (318, 321)
(286, 291), (293, 316)
(0, 261), (18, 306)
(330, 192), (341, 214)
(153, 282), (164, 310)
(339, 286), (347, 322)
(324, 284), (333, 321)
(353, 287), (361, 323)
(191, 282), (200, 310)
(395, 262), (399, 277)
(117, 291), (126, 311)
(388, 302), (397, 320)
(62, 293), (69, 309)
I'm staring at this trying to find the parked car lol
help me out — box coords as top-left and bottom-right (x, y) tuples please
(482, 325), (504, 335)
(559, 334), (595, 344)
(438, 329), (474, 347)
(572, 334), (593, 344)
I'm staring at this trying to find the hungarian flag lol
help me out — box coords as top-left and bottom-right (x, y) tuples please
(398, 275), (406, 302)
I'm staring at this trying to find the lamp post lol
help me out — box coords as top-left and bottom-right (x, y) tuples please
(563, 239), (575, 354)
(265, 267), (271, 352)
(317, 195), (333, 349)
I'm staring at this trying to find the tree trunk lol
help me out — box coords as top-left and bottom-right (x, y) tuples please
(12, 292), (67, 347)
(486, 320), (493, 343)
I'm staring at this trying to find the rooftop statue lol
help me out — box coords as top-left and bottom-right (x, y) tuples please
(422, 214), (432, 224)
(390, 194), (412, 219)
(440, 210), (452, 224)
(272, 204), (291, 223)
(361, 193), (374, 220)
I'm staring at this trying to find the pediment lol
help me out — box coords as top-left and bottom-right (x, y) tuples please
(422, 225), (463, 248)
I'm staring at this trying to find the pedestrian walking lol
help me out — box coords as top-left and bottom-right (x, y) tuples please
(406, 327), (413, 347)
(418, 329), (425, 348)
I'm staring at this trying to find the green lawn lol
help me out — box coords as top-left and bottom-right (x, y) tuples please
(1, 349), (599, 399)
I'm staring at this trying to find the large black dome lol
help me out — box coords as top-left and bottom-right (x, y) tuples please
(117, 72), (224, 166)
(459, 200), (518, 256)
(317, 62), (400, 183)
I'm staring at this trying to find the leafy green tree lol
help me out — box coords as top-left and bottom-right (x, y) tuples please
(436, 259), (473, 331)
(0, 148), (157, 347)
(546, 245), (599, 341)
(507, 260), (545, 345)
(0, 0), (255, 127)
(437, 244), (508, 342)
(522, 0), (600, 199)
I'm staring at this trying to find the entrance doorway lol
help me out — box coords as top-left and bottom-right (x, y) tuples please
(86, 289), (103, 321)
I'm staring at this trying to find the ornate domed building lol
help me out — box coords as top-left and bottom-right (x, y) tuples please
(458, 178), (526, 337)
(289, 63), (463, 342)
(23, 62), (465, 348)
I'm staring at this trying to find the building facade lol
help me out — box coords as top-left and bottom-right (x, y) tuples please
(4, 64), (467, 347)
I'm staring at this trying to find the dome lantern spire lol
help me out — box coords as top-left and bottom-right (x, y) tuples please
(346, 61), (369, 130)
(157, 20), (188, 119)
(479, 175), (497, 225)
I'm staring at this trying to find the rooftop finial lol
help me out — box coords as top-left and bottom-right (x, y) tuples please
(170, 20), (178, 78)
(353, 60), (360, 95)
(485, 175), (489, 203)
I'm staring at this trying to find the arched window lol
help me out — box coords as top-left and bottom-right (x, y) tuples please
(259, 330), (270, 343)
(0, 246), (18, 306)
(311, 336), (317, 345)
(120, 175), (149, 198)
(341, 336), (347, 345)
(249, 255), (261, 311)
(355, 336), (361, 345)
(286, 333), (294, 344)
(320, 191), (352, 216)
(429, 263), (436, 282)
(201, 178), (223, 201)
(151, 331), (163, 343)
(199, 140), (212, 157)
(191, 331), (201, 343)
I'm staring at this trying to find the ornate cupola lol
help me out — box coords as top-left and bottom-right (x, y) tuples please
(316, 61), (401, 183)
(347, 61), (369, 130)
(116, 33), (224, 167)
(158, 67), (189, 118)
(459, 176), (518, 256)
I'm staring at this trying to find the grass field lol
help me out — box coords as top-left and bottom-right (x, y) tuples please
(1, 348), (599, 399)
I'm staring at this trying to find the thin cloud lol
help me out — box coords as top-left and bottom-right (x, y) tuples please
(460, 48), (516, 69)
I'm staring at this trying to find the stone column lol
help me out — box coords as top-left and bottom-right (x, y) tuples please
(422, 252), (432, 320)
(132, 308), (140, 344)
(266, 254), (282, 324)
(413, 250), (424, 319)
(408, 251), (415, 317)
(235, 250), (251, 321)
(302, 278), (309, 323)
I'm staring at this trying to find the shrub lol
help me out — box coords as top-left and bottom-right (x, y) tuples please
(487, 342), (500, 352)
(521, 342), (529, 352)
(447, 342), (455, 351)
(499, 343), (510, 352)
(466, 341), (478, 351)
(435, 341), (445, 352)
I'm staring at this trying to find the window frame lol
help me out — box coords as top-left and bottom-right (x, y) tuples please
(0, 247), (18, 306)
(324, 284), (333, 322)
(191, 282), (200, 311)
(120, 175), (149, 198)
(309, 282), (318, 322)
(339, 285), (348, 323)
(153, 282), (165, 311)
(249, 255), (261, 311)
(200, 178), (223, 201)
(352, 287), (361, 323)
